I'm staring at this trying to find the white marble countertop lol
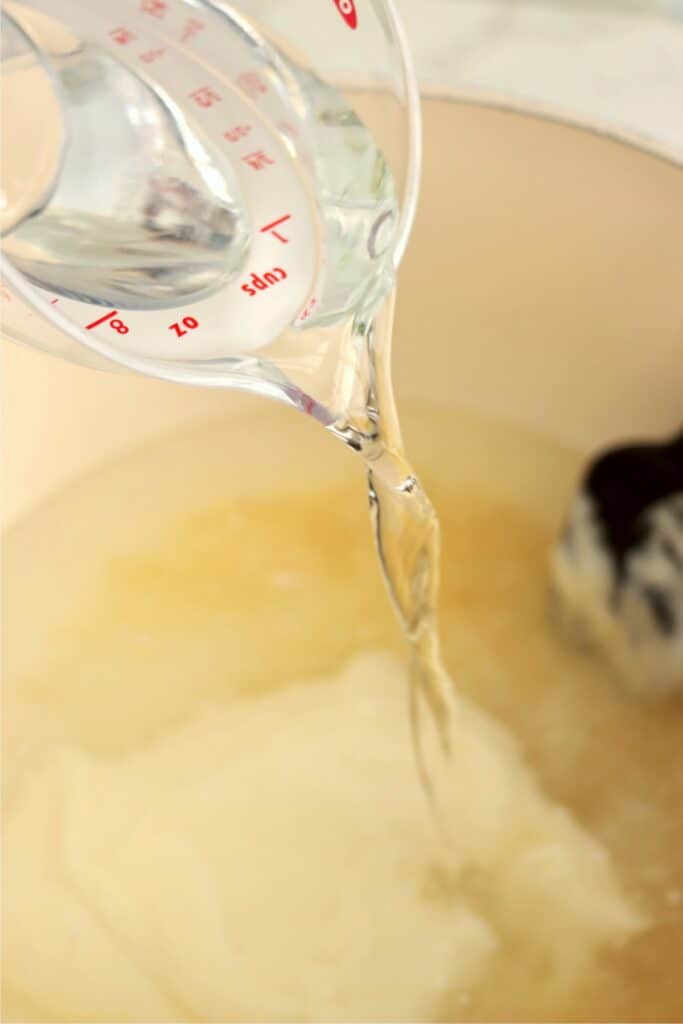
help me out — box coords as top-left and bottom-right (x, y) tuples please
(249, 1), (683, 160)
(398, 0), (683, 161)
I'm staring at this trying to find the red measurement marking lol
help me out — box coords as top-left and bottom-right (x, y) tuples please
(224, 124), (251, 143)
(50, 298), (59, 304)
(168, 316), (199, 337)
(241, 267), (287, 296)
(303, 396), (315, 415)
(331, 0), (357, 29)
(189, 86), (222, 108)
(242, 149), (274, 171)
(237, 71), (267, 99)
(110, 26), (136, 45)
(278, 120), (299, 139)
(85, 309), (117, 329)
(85, 309), (129, 334)
(298, 296), (318, 322)
(260, 214), (291, 244)
(140, 0), (167, 17)
(140, 47), (165, 63)
(0, 285), (11, 302)
(181, 17), (204, 41)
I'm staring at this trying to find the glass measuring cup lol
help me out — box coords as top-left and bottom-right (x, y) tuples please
(0, 0), (421, 424)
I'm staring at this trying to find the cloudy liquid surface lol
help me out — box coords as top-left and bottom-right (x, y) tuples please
(3, 403), (683, 1023)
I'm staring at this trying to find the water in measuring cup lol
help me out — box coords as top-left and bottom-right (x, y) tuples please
(1, 1), (396, 319)
(1, 1), (454, 799)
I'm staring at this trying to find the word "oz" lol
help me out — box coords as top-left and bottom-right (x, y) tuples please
(241, 267), (288, 296)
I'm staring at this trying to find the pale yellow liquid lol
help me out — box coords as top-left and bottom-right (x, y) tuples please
(3, 403), (683, 1022)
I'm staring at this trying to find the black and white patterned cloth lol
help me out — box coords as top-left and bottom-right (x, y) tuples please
(552, 431), (683, 697)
